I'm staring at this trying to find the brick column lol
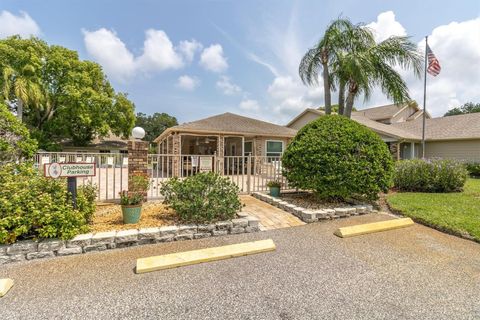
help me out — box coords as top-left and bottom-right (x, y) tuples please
(216, 135), (224, 174)
(389, 142), (400, 160)
(128, 140), (149, 197)
(172, 134), (181, 177)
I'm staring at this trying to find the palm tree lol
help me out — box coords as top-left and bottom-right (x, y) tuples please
(299, 18), (356, 115)
(339, 35), (422, 117)
(299, 18), (422, 118)
(1, 65), (43, 122)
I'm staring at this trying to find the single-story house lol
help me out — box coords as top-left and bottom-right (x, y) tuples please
(154, 112), (296, 157)
(153, 112), (297, 176)
(59, 134), (129, 154)
(287, 102), (480, 161)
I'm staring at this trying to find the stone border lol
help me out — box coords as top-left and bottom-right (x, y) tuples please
(252, 192), (373, 223)
(0, 214), (260, 265)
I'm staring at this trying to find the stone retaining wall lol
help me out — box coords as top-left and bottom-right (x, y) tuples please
(252, 192), (374, 223)
(0, 214), (260, 265)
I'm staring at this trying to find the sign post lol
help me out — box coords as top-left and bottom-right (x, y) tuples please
(44, 162), (96, 208)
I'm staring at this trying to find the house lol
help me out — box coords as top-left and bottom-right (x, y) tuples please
(153, 112), (297, 176)
(59, 134), (129, 154)
(287, 102), (480, 161)
(154, 112), (296, 156)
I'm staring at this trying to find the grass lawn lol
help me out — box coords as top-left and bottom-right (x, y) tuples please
(387, 179), (480, 241)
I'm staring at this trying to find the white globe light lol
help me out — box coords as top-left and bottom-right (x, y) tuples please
(132, 127), (146, 139)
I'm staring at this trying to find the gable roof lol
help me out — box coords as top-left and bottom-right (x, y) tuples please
(392, 113), (480, 141)
(154, 112), (297, 142)
(351, 114), (420, 140)
(352, 102), (415, 121)
(286, 108), (325, 127)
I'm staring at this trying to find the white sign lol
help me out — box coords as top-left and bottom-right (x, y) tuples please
(199, 157), (213, 172)
(44, 162), (96, 178)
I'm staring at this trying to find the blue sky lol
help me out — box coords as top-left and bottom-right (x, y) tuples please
(1, 0), (479, 124)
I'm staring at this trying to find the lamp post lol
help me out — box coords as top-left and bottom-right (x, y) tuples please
(132, 126), (146, 140)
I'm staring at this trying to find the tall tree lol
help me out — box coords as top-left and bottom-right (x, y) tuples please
(135, 112), (178, 144)
(299, 18), (422, 118)
(0, 36), (136, 149)
(444, 102), (480, 117)
(0, 36), (45, 122)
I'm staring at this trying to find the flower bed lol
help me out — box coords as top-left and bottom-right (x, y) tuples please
(0, 211), (260, 265)
(252, 192), (374, 223)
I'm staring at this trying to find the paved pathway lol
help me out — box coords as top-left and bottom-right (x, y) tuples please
(2, 213), (479, 319)
(240, 195), (305, 230)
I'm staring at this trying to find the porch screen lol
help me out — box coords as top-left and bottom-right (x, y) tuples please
(266, 141), (283, 158)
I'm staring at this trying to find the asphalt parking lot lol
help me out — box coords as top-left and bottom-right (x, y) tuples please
(1, 213), (479, 320)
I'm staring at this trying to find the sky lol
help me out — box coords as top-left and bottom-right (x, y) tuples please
(1, 0), (479, 124)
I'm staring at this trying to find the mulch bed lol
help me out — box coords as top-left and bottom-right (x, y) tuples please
(91, 201), (178, 232)
(280, 192), (357, 210)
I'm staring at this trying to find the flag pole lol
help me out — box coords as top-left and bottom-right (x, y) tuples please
(422, 36), (428, 159)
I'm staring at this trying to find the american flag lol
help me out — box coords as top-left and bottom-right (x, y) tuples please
(426, 44), (441, 76)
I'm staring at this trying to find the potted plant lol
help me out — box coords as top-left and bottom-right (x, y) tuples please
(266, 180), (281, 197)
(119, 175), (150, 224)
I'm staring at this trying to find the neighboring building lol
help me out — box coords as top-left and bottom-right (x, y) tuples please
(59, 134), (129, 154)
(287, 102), (480, 161)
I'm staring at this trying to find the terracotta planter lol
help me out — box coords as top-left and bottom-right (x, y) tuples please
(121, 204), (142, 224)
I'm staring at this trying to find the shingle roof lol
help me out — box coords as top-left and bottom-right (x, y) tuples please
(352, 103), (412, 120)
(392, 113), (480, 140)
(155, 112), (297, 142)
(351, 114), (420, 140)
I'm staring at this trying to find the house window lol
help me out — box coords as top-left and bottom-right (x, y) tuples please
(99, 150), (111, 153)
(244, 141), (252, 156)
(266, 140), (283, 158)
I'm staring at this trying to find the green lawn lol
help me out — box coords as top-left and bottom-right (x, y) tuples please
(387, 179), (480, 241)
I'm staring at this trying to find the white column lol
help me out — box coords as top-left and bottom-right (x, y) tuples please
(410, 142), (415, 159)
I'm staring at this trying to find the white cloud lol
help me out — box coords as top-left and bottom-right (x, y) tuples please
(178, 39), (202, 62)
(136, 29), (184, 71)
(177, 75), (199, 91)
(0, 10), (40, 38)
(267, 76), (324, 118)
(200, 44), (228, 73)
(83, 28), (203, 81)
(83, 28), (136, 81)
(216, 76), (241, 95)
(366, 11), (406, 42)
(239, 99), (260, 112)
(362, 14), (480, 117)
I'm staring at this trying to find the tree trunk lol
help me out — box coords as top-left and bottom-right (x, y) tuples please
(338, 80), (345, 116)
(344, 91), (355, 118)
(322, 61), (331, 115)
(17, 99), (23, 122)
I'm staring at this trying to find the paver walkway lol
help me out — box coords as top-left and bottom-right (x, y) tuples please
(240, 195), (305, 230)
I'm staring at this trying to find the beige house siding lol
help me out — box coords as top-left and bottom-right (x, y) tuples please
(425, 140), (480, 161)
(288, 112), (320, 130)
(253, 137), (291, 157)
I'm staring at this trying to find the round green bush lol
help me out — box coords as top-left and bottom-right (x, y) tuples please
(0, 163), (94, 244)
(160, 172), (242, 223)
(394, 159), (467, 192)
(282, 115), (394, 200)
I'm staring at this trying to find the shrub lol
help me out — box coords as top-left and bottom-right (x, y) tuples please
(282, 115), (394, 201)
(160, 172), (242, 223)
(0, 162), (93, 244)
(394, 159), (468, 192)
(119, 175), (150, 205)
(77, 183), (97, 223)
(465, 162), (480, 178)
(0, 102), (38, 162)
